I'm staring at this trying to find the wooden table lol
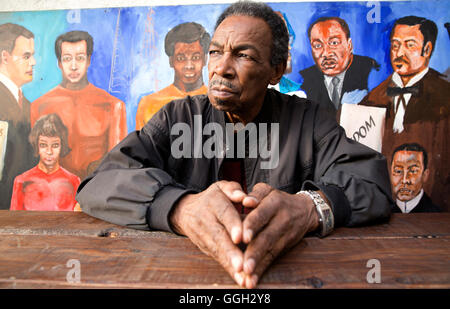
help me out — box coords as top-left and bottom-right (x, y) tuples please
(0, 211), (449, 289)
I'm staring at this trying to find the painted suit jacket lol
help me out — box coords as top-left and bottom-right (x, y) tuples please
(299, 54), (380, 117)
(0, 82), (37, 209)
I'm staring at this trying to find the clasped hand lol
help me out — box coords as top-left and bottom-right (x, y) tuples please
(170, 181), (319, 288)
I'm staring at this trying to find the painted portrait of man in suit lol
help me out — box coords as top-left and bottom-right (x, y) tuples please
(390, 143), (440, 213)
(0, 23), (38, 209)
(299, 17), (379, 116)
(360, 16), (450, 211)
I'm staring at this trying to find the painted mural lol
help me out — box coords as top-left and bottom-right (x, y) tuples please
(0, 0), (448, 213)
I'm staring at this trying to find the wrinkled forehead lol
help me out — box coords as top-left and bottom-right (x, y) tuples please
(310, 20), (348, 40)
(393, 150), (424, 166)
(391, 24), (424, 42)
(61, 40), (88, 54)
(213, 15), (272, 46)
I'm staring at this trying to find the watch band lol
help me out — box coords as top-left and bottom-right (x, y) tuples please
(297, 190), (334, 237)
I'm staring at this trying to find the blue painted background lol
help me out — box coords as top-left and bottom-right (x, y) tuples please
(1, 0), (449, 132)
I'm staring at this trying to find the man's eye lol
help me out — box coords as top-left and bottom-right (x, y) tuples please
(329, 40), (340, 46)
(62, 56), (72, 62)
(192, 55), (200, 61)
(76, 55), (86, 61)
(52, 143), (60, 148)
(39, 143), (47, 148)
(237, 53), (250, 58)
(209, 50), (220, 55)
(313, 43), (322, 49)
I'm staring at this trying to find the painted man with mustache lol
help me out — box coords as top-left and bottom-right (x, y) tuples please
(360, 16), (450, 211)
(390, 143), (440, 213)
(299, 17), (379, 117)
(77, 1), (392, 288)
(31, 31), (127, 180)
(0, 23), (38, 209)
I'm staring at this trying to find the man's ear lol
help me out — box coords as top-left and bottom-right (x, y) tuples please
(348, 38), (353, 53)
(423, 41), (432, 58)
(269, 62), (287, 85)
(422, 168), (430, 183)
(1, 50), (9, 65)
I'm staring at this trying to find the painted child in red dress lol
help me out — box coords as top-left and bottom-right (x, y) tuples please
(10, 114), (80, 211)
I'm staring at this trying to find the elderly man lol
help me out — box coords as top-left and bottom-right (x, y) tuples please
(300, 17), (379, 115)
(0, 23), (38, 209)
(360, 16), (450, 211)
(31, 30), (127, 180)
(77, 1), (392, 289)
(390, 143), (440, 213)
(135, 22), (210, 129)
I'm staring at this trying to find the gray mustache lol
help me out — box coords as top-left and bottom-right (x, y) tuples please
(210, 79), (236, 90)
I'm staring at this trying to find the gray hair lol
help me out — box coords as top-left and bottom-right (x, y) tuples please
(214, 0), (289, 67)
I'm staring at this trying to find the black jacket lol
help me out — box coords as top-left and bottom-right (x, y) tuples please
(299, 54), (380, 115)
(76, 89), (392, 232)
(393, 192), (441, 213)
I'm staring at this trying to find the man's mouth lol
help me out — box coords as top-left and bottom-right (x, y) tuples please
(321, 58), (337, 69)
(69, 73), (80, 79)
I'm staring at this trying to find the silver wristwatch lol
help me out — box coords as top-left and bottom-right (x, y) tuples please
(297, 190), (334, 237)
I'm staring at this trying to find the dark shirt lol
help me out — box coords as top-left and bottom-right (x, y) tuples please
(76, 89), (392, 232)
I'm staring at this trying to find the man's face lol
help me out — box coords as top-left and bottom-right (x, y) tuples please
(208, 15), (281, 115)
(58, 40), (90, 85)
(390, 24), (431, 77)
(310, 20), (353, 76)
(170, 40), (205, 87)
(2, 35), (36, 87)
(38, 135), (61, 171)
(391, 150), (429, 202)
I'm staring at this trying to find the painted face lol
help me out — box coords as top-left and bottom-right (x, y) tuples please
(207, 15), (280, 116)
(310, 20), (353, 76)
(59, 40), (90, 85)
(38, 135), (61, 171)
(171, 40), (205, 89)
(391, 150), (428, 202)
(3, 35), (35, 87)
(390, 24), (431, 78)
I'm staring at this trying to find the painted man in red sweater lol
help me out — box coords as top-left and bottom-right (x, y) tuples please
(31, 31), (127, 180)
(10, 113), (80, 211)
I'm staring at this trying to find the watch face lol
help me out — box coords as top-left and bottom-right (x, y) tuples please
(323, 207), (334, 230)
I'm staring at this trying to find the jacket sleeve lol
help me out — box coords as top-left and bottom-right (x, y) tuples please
(302, 103), (393, 227)
(76, 114), (196, 232)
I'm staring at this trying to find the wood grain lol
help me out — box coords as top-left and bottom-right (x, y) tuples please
(0, 211), (449, 288)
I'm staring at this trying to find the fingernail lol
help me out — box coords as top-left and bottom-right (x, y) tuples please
(234, 272), (244, 286)
(250, 274), (258, 288)
(232, 190), (245, 198)
(243, 229), (253, 243)
(231, 256), (242, 272)
(243, 196), (258, 206)
(244, 258), (255, 274)
(231, 226), (241, 244)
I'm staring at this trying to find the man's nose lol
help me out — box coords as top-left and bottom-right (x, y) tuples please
(30, 55), (36, 66)
(396, 43), (406, 57)
(211, 53), (235, 78)
(185, 59), (195, 70)
(402, 172), (412, 184)
(71, 59), (78, 70)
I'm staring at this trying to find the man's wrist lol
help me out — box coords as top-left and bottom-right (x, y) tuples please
(297, 190), (334, 237)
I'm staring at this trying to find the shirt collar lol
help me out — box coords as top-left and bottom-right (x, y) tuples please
(396, 189), (424, 213)
(324, 70), (347, 87)
(392, 67), (429, 88)
(0, 71), (20, 102)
